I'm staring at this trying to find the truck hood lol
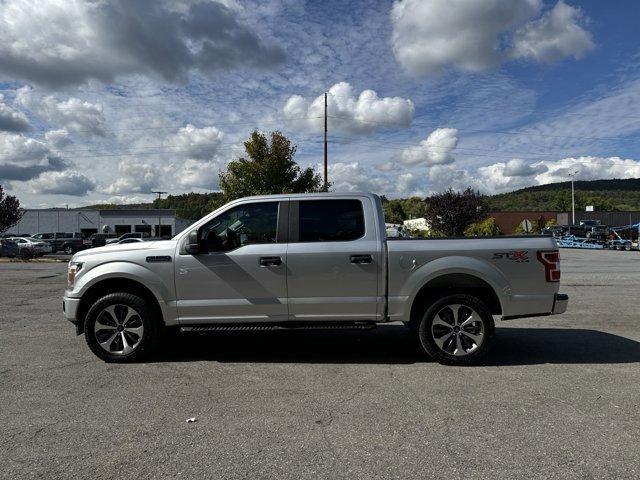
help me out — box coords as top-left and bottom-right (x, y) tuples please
(72, 240), (177, 260)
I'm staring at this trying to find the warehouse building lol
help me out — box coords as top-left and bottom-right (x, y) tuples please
(10, 209), (188, 238)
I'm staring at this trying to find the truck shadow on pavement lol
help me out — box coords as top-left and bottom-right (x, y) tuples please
(151, 326), (640, 366)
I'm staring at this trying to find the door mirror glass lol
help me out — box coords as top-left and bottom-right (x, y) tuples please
(185, 230), (200, 254)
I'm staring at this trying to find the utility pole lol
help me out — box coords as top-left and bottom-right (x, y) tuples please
(152, 191), (167, 238)
(569, 171), (578, 225)
(324, 92), (328, 190)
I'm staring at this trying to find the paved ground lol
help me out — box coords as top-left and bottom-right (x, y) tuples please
(1, 249), (639, 479)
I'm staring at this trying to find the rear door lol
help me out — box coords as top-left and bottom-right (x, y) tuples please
(286, 197), (383, 321)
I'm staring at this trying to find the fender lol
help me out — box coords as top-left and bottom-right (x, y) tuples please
(392, 255), (509, 323)
(71, 261), (178, 325)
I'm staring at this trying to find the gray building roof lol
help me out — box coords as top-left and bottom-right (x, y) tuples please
(98, 209), (175, 216)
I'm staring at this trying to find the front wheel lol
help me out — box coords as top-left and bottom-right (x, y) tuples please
(417, 294), (494, 366)
(63, 244), (75, 255)
(84, 293), (159, 362)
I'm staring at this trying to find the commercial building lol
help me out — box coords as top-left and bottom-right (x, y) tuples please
(10, 209), (186, 238)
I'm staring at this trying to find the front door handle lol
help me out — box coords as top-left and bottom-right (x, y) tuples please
(350, 254), (373, 264)
(259, 256), (282, 267)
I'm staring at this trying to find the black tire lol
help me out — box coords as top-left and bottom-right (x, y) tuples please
(84, 292), (159, 363)
(63, 244), (75, 255)
(417, 294), (494, 366)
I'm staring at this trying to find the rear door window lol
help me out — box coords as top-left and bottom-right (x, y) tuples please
(298, 200), (365, 242)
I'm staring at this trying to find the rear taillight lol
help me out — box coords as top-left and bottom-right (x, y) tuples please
(537, 250), (560, 282)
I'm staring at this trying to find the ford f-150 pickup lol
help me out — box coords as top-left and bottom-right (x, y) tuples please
(63, 193), (568, 365)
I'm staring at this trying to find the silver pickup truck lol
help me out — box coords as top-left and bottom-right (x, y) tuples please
(63, 193), (568, 365)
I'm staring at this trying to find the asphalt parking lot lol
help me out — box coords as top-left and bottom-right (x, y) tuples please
(1, 249), (639, 480)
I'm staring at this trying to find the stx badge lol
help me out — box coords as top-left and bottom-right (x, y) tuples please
(493, 251), (529, 262)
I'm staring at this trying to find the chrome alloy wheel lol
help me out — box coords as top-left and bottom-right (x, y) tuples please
(431, 304), (485, 357)
(94, 304), (144, 355)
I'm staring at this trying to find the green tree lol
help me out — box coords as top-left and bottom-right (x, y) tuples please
(402, 196), (426, 219)
(513, 220), (540, 234)
(464, 217), (502, 236)
(424, 188), (487, 236)
(0, 185), (23, 234)
(551, 189), (584, 211)
(219, 131), (323, 202)
(154, 192), (225, 220)
(382, 199), (406, 224)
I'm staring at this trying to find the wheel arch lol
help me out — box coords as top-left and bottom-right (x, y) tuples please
(408, 273), (503, 328)
(76, 277), (165, 334)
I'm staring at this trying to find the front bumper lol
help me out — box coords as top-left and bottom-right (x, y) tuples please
(62, 294), (80, 323)
(552, 293), (568, 315)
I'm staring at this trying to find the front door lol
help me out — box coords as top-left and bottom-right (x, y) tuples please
(286, 198), (382, 321)
(175, 201), (288, 323)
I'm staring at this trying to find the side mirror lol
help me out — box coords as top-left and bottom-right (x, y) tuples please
(185, 230), (200, 254)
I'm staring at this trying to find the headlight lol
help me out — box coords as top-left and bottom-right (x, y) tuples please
(67, 261), (84, 288)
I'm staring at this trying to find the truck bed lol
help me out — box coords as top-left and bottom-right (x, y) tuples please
(386, 235), (560, 321)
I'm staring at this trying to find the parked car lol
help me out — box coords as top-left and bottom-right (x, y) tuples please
(385, 224), (411, 238)
(605, 238), (632, 251)
(117, 238), (151, 244)
(63, 193), (568, 365)
(8, 237), (53, 256)
(579, 219), (601, 228)
(0, 238), (18, 257)
(105, 232), (150, 245)
(586, 224), (610, 242)
(32, 232), (85, 254)
(87, 233), (118, 248)
(541, 225), (564, 237)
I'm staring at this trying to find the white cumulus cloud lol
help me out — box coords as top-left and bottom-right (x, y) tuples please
(0, 94), (31, 132)
(512, 1), (594, 63)
(284, 82), (414, 134)
(0, 132), (67, 181)
(473, 156), (640, 194)
(170, 159), (222, 190)
(102, 160), (160, 195)
(401, 128), (458, 166)
(164, 124), (225, 161)
(326, 161), (388, 192)
(44, 129), (72, 149)
(0, 0), (285, 87)
(26, 170), (95, 196)
(391, 0), (593, 75)
(17, 87), (105, 136)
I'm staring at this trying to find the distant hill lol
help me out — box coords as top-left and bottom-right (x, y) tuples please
(486, 178), (640, 212)
(75, 192), (225, 220)
(75, 203), (153, 210)
(517, 178), (640, 193)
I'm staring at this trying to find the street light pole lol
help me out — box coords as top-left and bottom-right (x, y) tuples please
(569, 171), (579, 225)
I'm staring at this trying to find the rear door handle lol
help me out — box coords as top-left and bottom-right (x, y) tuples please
(350, 254), (373, 264)
(259, 256), (282, 267)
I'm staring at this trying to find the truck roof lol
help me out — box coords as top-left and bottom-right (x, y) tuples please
(235, 192), (380, 202)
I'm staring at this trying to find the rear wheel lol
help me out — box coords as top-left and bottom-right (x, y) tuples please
(417, 294), (494, 366)
(84, 293), (159, 362)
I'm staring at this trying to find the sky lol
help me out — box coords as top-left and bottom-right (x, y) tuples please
(1, 0), (640, 208)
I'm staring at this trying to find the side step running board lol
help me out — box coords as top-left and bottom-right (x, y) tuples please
(180, 322), (377, 333)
